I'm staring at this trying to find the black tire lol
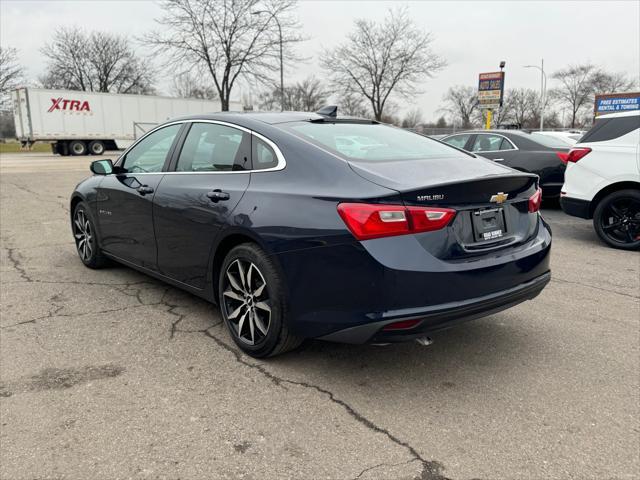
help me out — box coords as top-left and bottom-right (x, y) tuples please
(69, 140), (87, 156)
(593, 189), (640, 251)
(88, 140), (105, 155)
(218, 243), (303, 358)
(72, 202), (109, 268)
(58, 142), (70, 156)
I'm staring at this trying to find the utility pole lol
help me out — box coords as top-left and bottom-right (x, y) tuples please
(252, 10), (284, 111)
(524, 59), (547, 131)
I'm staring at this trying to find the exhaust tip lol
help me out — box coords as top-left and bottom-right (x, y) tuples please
(415, 336), (433, 346)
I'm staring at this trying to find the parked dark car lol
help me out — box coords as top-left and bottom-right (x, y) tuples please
(70, 111), (552, 357)
(441, 130), (569, 199)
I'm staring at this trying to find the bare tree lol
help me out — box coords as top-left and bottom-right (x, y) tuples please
(171, 72), (217, 99)
(146, 0), (303, 111)
(550, 64), (597, 128)
(0, 47), (24, 94)
(401, 108), (423, 129)
(293, 77), (327, 111)
(260, 77), (327, 111)
(0, 46), (24, 112)
(40, 27), (154, 94)
(321, 7), (445, 121)
(508, 88), (538, 127)
(589, 70), (638, 95)
(337, 91), (370, 118)
(440, 85), (477, 128)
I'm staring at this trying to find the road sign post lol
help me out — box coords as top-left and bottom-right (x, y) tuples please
(478, 71), (505, 129)
(485, 110), (492, 130)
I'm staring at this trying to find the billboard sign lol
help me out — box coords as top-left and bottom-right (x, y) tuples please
(478, 71), (505, 110)
(594, 92), (640, 116)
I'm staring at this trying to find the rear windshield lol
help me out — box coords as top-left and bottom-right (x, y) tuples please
(284, 122), (467, 162)
(530, 132), (572, 148)
(580, 116), (640, 143)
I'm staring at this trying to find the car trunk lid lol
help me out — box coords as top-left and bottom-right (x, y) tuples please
(348, 157), (540, 259)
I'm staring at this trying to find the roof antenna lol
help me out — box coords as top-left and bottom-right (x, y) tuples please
(316, 105), (337, 118)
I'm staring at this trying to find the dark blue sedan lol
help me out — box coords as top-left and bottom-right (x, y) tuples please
(70, 109), (551, 357)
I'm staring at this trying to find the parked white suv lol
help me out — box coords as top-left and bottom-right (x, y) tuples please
(560, 110), (640, 250)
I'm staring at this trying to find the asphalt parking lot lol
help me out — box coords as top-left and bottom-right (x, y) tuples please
(0, 152), (638, 480)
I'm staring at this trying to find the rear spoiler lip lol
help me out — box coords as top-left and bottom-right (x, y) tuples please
(347, 166), (539, 194)
(389, 172), (539, 192)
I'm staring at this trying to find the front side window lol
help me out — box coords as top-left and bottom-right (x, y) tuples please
(443, 134), (471, 149)
(286, 122), (468, 162)
(471, 134), (513, 152)
(123, 124), (182, 173)
(176, 123), (250, 172)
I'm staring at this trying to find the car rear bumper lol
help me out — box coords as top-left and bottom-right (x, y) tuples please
(318, 271), (550, 343)
(560, 196), (591, 219)
(276, 216), (552, 342)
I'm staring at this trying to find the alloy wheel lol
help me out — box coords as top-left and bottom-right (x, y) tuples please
(222, 259), (271, 345)
(599, 197), (640, 245)
(73, 210), (93, 261)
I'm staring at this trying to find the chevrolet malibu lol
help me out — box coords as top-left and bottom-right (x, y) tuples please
(70, 110), (551, 357)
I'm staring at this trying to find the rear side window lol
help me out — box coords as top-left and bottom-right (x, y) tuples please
(287, 122), (468, 162)
(580, 116), (640, 143)
(443, 134), (471, 149)
(252, 137), (278, 170)
(470, 134), (514, 152)
(176, 123), (250, 172)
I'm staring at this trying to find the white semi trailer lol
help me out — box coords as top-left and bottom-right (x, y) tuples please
(12, 87), (242, 156)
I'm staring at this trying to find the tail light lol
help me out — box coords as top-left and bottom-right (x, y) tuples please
(337, 203), (456, 240)
(565, 147), (591, 163)
(528, 188), (542, 213)
(556, 151), (569, 163)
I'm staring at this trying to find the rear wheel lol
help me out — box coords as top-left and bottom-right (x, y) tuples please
(218, 243), (302, 358)
(69, 140), (87, 156)
(593, 189), (640, 250)
(72, 203), (108, 268)
(88, 140), (105, 155)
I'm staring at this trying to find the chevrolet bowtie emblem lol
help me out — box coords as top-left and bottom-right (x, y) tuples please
(490, 192), (509, 203)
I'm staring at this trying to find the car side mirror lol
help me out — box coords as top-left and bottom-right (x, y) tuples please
(90, 159), (114, 175)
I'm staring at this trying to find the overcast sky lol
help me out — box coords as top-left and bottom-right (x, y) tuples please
(2, 0), (639, 120)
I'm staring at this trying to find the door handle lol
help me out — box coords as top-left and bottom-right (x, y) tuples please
(207, 189), (230, 202)
(493, 158), (505, 162)
(137, 185), (154, 195)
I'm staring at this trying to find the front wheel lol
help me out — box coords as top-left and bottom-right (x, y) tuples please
(593, 189), (640, 250)
(72, 203), (108, 268)
(218, 243), (302, 358)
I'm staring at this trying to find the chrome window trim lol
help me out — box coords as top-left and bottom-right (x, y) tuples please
(471, 133), (519, 153)
(114, 119), (286, 174)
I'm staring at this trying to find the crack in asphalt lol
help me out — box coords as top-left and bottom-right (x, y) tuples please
(551, 276), (640, 300)
(1, 303), (164, 330)
(353, 458), (419, 479)
(200, 328), (451, 480)
(6, 247), (33, 282)
(165, 297), (188, 340)
(6, 181), (69, 213)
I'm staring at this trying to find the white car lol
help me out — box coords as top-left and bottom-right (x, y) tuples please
(533, 130), (585, 146)
(560, 110), (640, 250)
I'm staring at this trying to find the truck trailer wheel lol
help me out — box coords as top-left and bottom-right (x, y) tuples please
(69, 140), (87, 156)
(88, 141), (105, 156)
